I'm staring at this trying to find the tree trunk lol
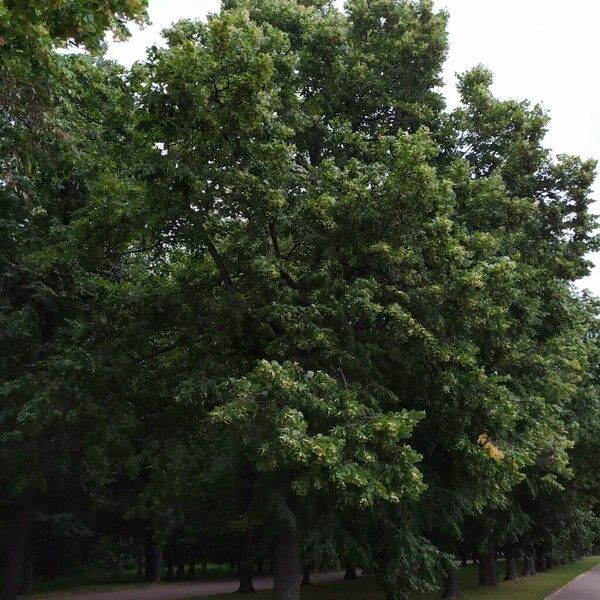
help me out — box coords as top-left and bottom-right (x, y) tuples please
(136, 539), (144, 580)
(20, 523), (37, 596)
(237, 532), (255, 593)
(535, 548), (547, 573)
(522, 553), (536, 577)
(2, 495), (35, 600)
(237, 560), (255, 593)
(176, 562), (185, 580)
(545, 556), (553, 571)
(504, 555), (518, 581)
(344, 564), (357, 580)
(188, 560), (196, 579)
(301, 566), (310, 586)
(442, 569), (463, 599)
(256, 558), (266, 577)
(20, 546), (35, 595)
(152, 539), (163, 583)
(272, 527), (301, 600)
(477, 547), (498, 587)
(144, 534), (155, 582)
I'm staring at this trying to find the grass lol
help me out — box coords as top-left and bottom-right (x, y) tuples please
(183, 556), (599, 600)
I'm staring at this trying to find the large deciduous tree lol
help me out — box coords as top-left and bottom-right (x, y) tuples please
(2, 2), (599, 600)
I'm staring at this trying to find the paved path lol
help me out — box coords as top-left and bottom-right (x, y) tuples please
(550, 564), (600, 600)
(42, 571), (344, 600)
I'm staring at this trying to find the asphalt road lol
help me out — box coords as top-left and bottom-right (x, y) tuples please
(42, 571), (344, 600)
(550, 564), (600, 600)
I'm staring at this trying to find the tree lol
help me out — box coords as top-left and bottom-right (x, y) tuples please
(0, 0), (147, 57)
(0, 49), (148, 600)
(2, 2), (599, 600)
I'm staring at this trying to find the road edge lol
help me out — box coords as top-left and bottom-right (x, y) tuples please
(545, 560), (600, 600)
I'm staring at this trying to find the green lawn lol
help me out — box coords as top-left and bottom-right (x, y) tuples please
(186, 557), (599, 600)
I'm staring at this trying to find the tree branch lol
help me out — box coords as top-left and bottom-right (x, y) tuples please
(269, 222), (298, 289)
(202, 228), (234, 289)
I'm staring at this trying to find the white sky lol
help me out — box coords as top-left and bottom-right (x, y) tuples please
(106, 0), (600, 293)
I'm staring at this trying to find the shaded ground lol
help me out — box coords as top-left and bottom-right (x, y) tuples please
(34, 558), (600, 600)
(38, 571), (343, 600)
(188, 558), (600, 600)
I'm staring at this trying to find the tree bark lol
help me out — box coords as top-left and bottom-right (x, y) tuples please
(188, 560), (196, 579)
(522, 553), (536, 577)
(153, 541), (163, 583)
(237, 532), (255, 593)
(535, 547), (547, 573)
(272, 527), (301, 600)
(256, 558), (266, 577)
(344, 564), (357, 580)
(176, 561), (185, 580)
(144, 534), (155, 582)
(2, 495), (35, 600)
(301, 566), (310, 586)
(477, 547), (498, 586)
(21, 551), (35, 596)
(504, 555), (518, 581)
(136, 537), (144, 580)
(442, 569), (463, 599)
(19, 522), (37, 596)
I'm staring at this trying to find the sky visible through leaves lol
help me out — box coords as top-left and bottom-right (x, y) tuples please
(104, 0), (600, 293)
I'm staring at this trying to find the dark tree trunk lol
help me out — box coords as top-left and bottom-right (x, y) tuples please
(152, 539), (163, 583)
(545, 556), (553, 571)
(21, 551), (35, 596)
(2, 495), (35, 600)
(256, 558), (266, 577)
(442, 569), (463, 599)
(272, 527), (301, 600)
(144, 534), (155, 582)
(477, 547), (498, 587)
(20, 523), (37, 596)
(136, 539), (144, 580)
(165, 545), (173, 581)
(188, 560), (196, 579)
(504, 554), (518, 581)
(535, 548), (547, 573)
(176, 562), (185, 580)
(237, 561), (255, 593)
(237, 532), (255, 593)
(344, 564), (357, 580)
(458, 544), (469, 568)
(522, 553), (536, 577)
(301, 566), (310, 586)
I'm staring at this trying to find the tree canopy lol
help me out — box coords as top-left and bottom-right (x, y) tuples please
(1, 2), (599, 600)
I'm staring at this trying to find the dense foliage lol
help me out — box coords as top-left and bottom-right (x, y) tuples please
(1, 2), (599, 600)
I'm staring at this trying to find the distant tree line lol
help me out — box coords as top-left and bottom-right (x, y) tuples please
(1, 2), (600, 600)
